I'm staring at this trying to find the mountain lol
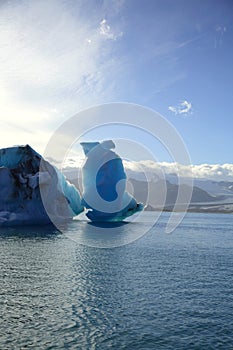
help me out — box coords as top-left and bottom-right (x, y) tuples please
(126, 178), (233, 213)
(66, 175), (233, 214)
(63, 163), (233, 214)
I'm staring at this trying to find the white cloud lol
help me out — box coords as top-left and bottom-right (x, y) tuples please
(99, 19), (123, 40)
(0, 0), (124, 153)
(168, 100), (192, 115)
(123, 160), (233, 182)
(62, 157), (233, 182)
(214, 25), (227, 48)
(167, 105), (177, 114)
(190, 163), (233, 181)
(216, 25), (227, 34)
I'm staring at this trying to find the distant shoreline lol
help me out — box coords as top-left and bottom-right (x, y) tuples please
(145, 204), (233, 214)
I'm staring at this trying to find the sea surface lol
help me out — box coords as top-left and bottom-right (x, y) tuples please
(0, 212), (233, 350)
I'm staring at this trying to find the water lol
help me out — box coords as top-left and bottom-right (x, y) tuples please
(0, 212), (233, 349)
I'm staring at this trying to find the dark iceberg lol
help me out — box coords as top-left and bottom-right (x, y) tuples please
(0, 145), (83, 226)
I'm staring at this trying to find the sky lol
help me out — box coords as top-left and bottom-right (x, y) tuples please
(0, 0), (233, 179)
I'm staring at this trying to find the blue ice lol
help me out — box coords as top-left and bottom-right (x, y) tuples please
(0, 145), (83, 226)
(81, 140), (143, 222)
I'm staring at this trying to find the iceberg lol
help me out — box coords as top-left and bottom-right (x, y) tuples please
(0, 145), (83, 226)
(81, 140), (143, 222)
(0, 142), (143, 226)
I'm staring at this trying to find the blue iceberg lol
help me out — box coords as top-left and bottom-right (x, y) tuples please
(81, 140), (143, 222)
(0, 145), (83, 226)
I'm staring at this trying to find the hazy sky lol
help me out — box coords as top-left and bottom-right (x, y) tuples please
(0, 0), (232, 166)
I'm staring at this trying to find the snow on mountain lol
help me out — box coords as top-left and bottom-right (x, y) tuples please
(193, 179), (233, 197)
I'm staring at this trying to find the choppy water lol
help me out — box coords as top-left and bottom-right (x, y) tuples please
(0, 212), (233, 349)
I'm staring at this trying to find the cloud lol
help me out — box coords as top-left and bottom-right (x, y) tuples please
(216, 25), (227, 34)
(168, 100), (192, 115)
(214, 25), (227, 48)
(167, 106), (177, 114)
(190, 163), (233, 181)
(61, 157), (233, 182)
(99, 19), (123, 40)
(0, 0), (124, 153)
(123, 160), (233, 182)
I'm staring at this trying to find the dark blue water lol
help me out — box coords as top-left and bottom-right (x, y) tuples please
(0, 212), (233, 349)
